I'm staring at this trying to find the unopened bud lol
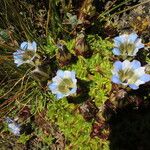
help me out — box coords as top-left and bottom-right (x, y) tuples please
(74, 32), (91, 57)
(56, 44), (74, 67)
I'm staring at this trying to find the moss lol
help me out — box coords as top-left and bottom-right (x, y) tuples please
(0, 0), (149, 149)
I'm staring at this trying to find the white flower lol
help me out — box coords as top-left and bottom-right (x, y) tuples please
(5, 117), (20, 135)
(113, 33), (144, 56)
(13, 41), (37, 67)
(112, 60), (150, 89)
(48, 70), (77, 99)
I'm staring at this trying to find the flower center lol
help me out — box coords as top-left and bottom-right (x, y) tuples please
(58, 78), (74, 94)
(22, 50), (35, 61)
(118, 68), (139, 84)
(119, 42), (135, 55)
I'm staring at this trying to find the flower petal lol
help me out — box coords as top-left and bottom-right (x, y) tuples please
(134, 79), (145, 86)
(135, 39), (144, 49)
(129, 84), (139, 90)
(31, 41), (37, 51)
(57, 70), (65, 78)
(8, 123), (20, 135)
(20, 42), (28, 50)
(70, 71), (76, 79)
(113, 61), (122, 71)
(15, 60), (24, 67)
(52, 76), (62, 84)
(134, 67), (145, 77)
(27, 42), (35, 51)
(48, 82), (58, 94)
(114, 34), (127, 43)
(64, 71), (72, 78)
(112, 48), (121, 55)
(140, 74), (150, 82)
(72, 79), (77, 85)
(13, 50), (24, 67)
(128, 33), (138, 43)
(13, 50), (24, 57)
(131, 60), (141, 70)
(111, 75), (121, 84)
(114, 41), (120, 47)
(122, 60), (130, 70)
(132, 48), (140, 56)
(56, 93), (65, 99)
(5, 117), (13, 124)
(69, 87), (77, 94)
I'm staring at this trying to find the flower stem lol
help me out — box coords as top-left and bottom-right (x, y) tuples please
(31, 67), (49, 78)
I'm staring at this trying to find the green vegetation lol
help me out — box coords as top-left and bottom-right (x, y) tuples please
(0, 0), (150, 149)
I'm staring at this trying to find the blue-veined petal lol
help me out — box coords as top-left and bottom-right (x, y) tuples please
(56, 93), (65, 99)
(129, 84), (139, 90)
(69, 87), (77, 94)
(135, 39), (144, 49)
(57, 70), (65, 78)
(112, 48), (121, 55)
(8, 123), (20, 135)
(134, 67), (145, 77)
(64, 71), (72, 78)
(122, 60), (131, 70)
(13, 50), (24, 66)
(114, 61), (122, 71)
(114, 34), (127, 43)
(111, 75), (121, 84)
(15, 60), (24, 67)
(72, 79), (77, 85)
(131, 60), (141, 70)
(31, 41), (37, 51)
(128, 33), (138, 43)
(28, 42), (34, 50)
(52, 76), (62, 84)
(132, 48), (140, 56)
(70, 71), (76, 79)
(140, 74), (150, 82)
(134, 80), (144, 86)
(20, 42), (28, 50)
(48, 83), (58, 94)
(114, 39), (121, 47)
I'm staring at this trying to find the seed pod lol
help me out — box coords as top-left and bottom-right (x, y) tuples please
(79, 100), (99, 121)
(90, 121), (109, 140)
(56, 44), (74, 67)
(74, 31), (92, 57)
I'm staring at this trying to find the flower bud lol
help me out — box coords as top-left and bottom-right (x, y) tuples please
(56, 44), (74, 67)
(5, 117), (20, 136)
(79, 100), (99, 121)
(74, 32), (91, 57)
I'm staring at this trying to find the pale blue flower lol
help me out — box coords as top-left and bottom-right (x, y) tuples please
(113, 33), (144, 56)
(112, 60), (150, 89)
(13, 41), (37, 67)
(5, 117), (20, 135)
(48, 70), (77, 99)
